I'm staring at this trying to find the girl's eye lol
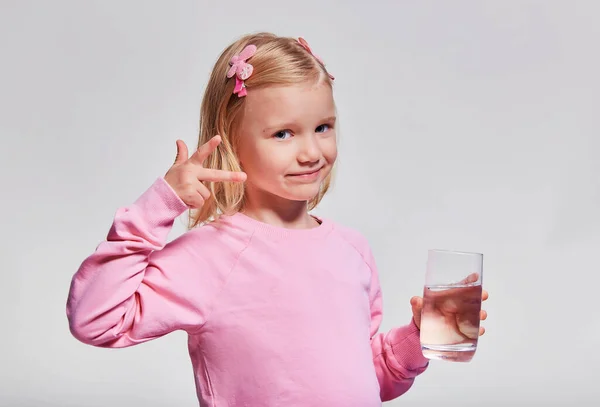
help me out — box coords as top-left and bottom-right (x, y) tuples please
(316, 124), (331, 133)
(273, 130), (292, 140)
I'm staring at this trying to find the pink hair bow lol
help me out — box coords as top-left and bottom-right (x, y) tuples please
(297, 37), (334, 80)
(227, 44), (257, 97)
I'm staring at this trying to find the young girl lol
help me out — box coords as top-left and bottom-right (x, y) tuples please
(66, 32), (488, 406)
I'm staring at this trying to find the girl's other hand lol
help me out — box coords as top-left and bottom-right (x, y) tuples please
(164, 135), (247, 209)
(410, 288), (489, 337)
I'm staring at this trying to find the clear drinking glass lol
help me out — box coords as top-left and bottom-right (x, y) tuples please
(420, 249), (483, 362)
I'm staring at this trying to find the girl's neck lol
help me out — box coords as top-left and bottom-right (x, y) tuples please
(241, 196), (319, 230)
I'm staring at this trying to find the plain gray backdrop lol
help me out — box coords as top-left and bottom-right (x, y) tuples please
(1, 0), (599, 406)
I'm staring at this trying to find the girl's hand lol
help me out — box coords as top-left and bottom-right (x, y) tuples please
(410, 285), (489, 337)
(164, 135), (247, 209)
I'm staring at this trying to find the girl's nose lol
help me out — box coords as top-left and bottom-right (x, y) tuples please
(297, 134), (321, 164)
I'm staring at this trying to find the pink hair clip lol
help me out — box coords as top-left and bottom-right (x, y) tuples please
(297, 37), (334, 80)
(227, 44), (257, 97)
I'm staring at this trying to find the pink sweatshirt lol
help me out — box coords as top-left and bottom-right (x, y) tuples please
(66, 177), (429, 406)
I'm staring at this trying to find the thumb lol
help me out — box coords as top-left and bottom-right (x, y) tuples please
(174, 140), (189, 165)
(458, 272), (480, 285)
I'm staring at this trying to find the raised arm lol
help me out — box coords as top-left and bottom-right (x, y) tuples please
(67, 178), (211, 347)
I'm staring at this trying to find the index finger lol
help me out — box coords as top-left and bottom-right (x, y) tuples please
(199, 168), (247, 183)
(189, 135), (221, 165)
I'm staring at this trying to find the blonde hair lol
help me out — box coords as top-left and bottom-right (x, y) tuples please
(188, 32), (335, 229)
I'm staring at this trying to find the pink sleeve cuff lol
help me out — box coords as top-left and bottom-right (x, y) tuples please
(388, 319), (429, 372)
(130, 177), (189, 228)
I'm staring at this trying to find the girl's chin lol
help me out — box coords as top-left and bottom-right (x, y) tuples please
(283, 185), (323, 202)
(249, 182), (323, 204)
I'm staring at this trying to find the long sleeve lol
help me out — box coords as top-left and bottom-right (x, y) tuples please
(66, 177), (223, 348)
(366, 248), (430, 401)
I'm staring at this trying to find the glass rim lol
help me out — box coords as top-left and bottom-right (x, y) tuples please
(428, 249), (483, 257)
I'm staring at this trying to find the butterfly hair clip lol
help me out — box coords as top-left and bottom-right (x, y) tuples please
(227, 44), (257, 97)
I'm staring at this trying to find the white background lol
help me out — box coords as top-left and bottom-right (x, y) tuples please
(1, 0), (599, 406)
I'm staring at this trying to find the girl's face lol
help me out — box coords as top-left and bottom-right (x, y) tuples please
(237, 81), (337, 208)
